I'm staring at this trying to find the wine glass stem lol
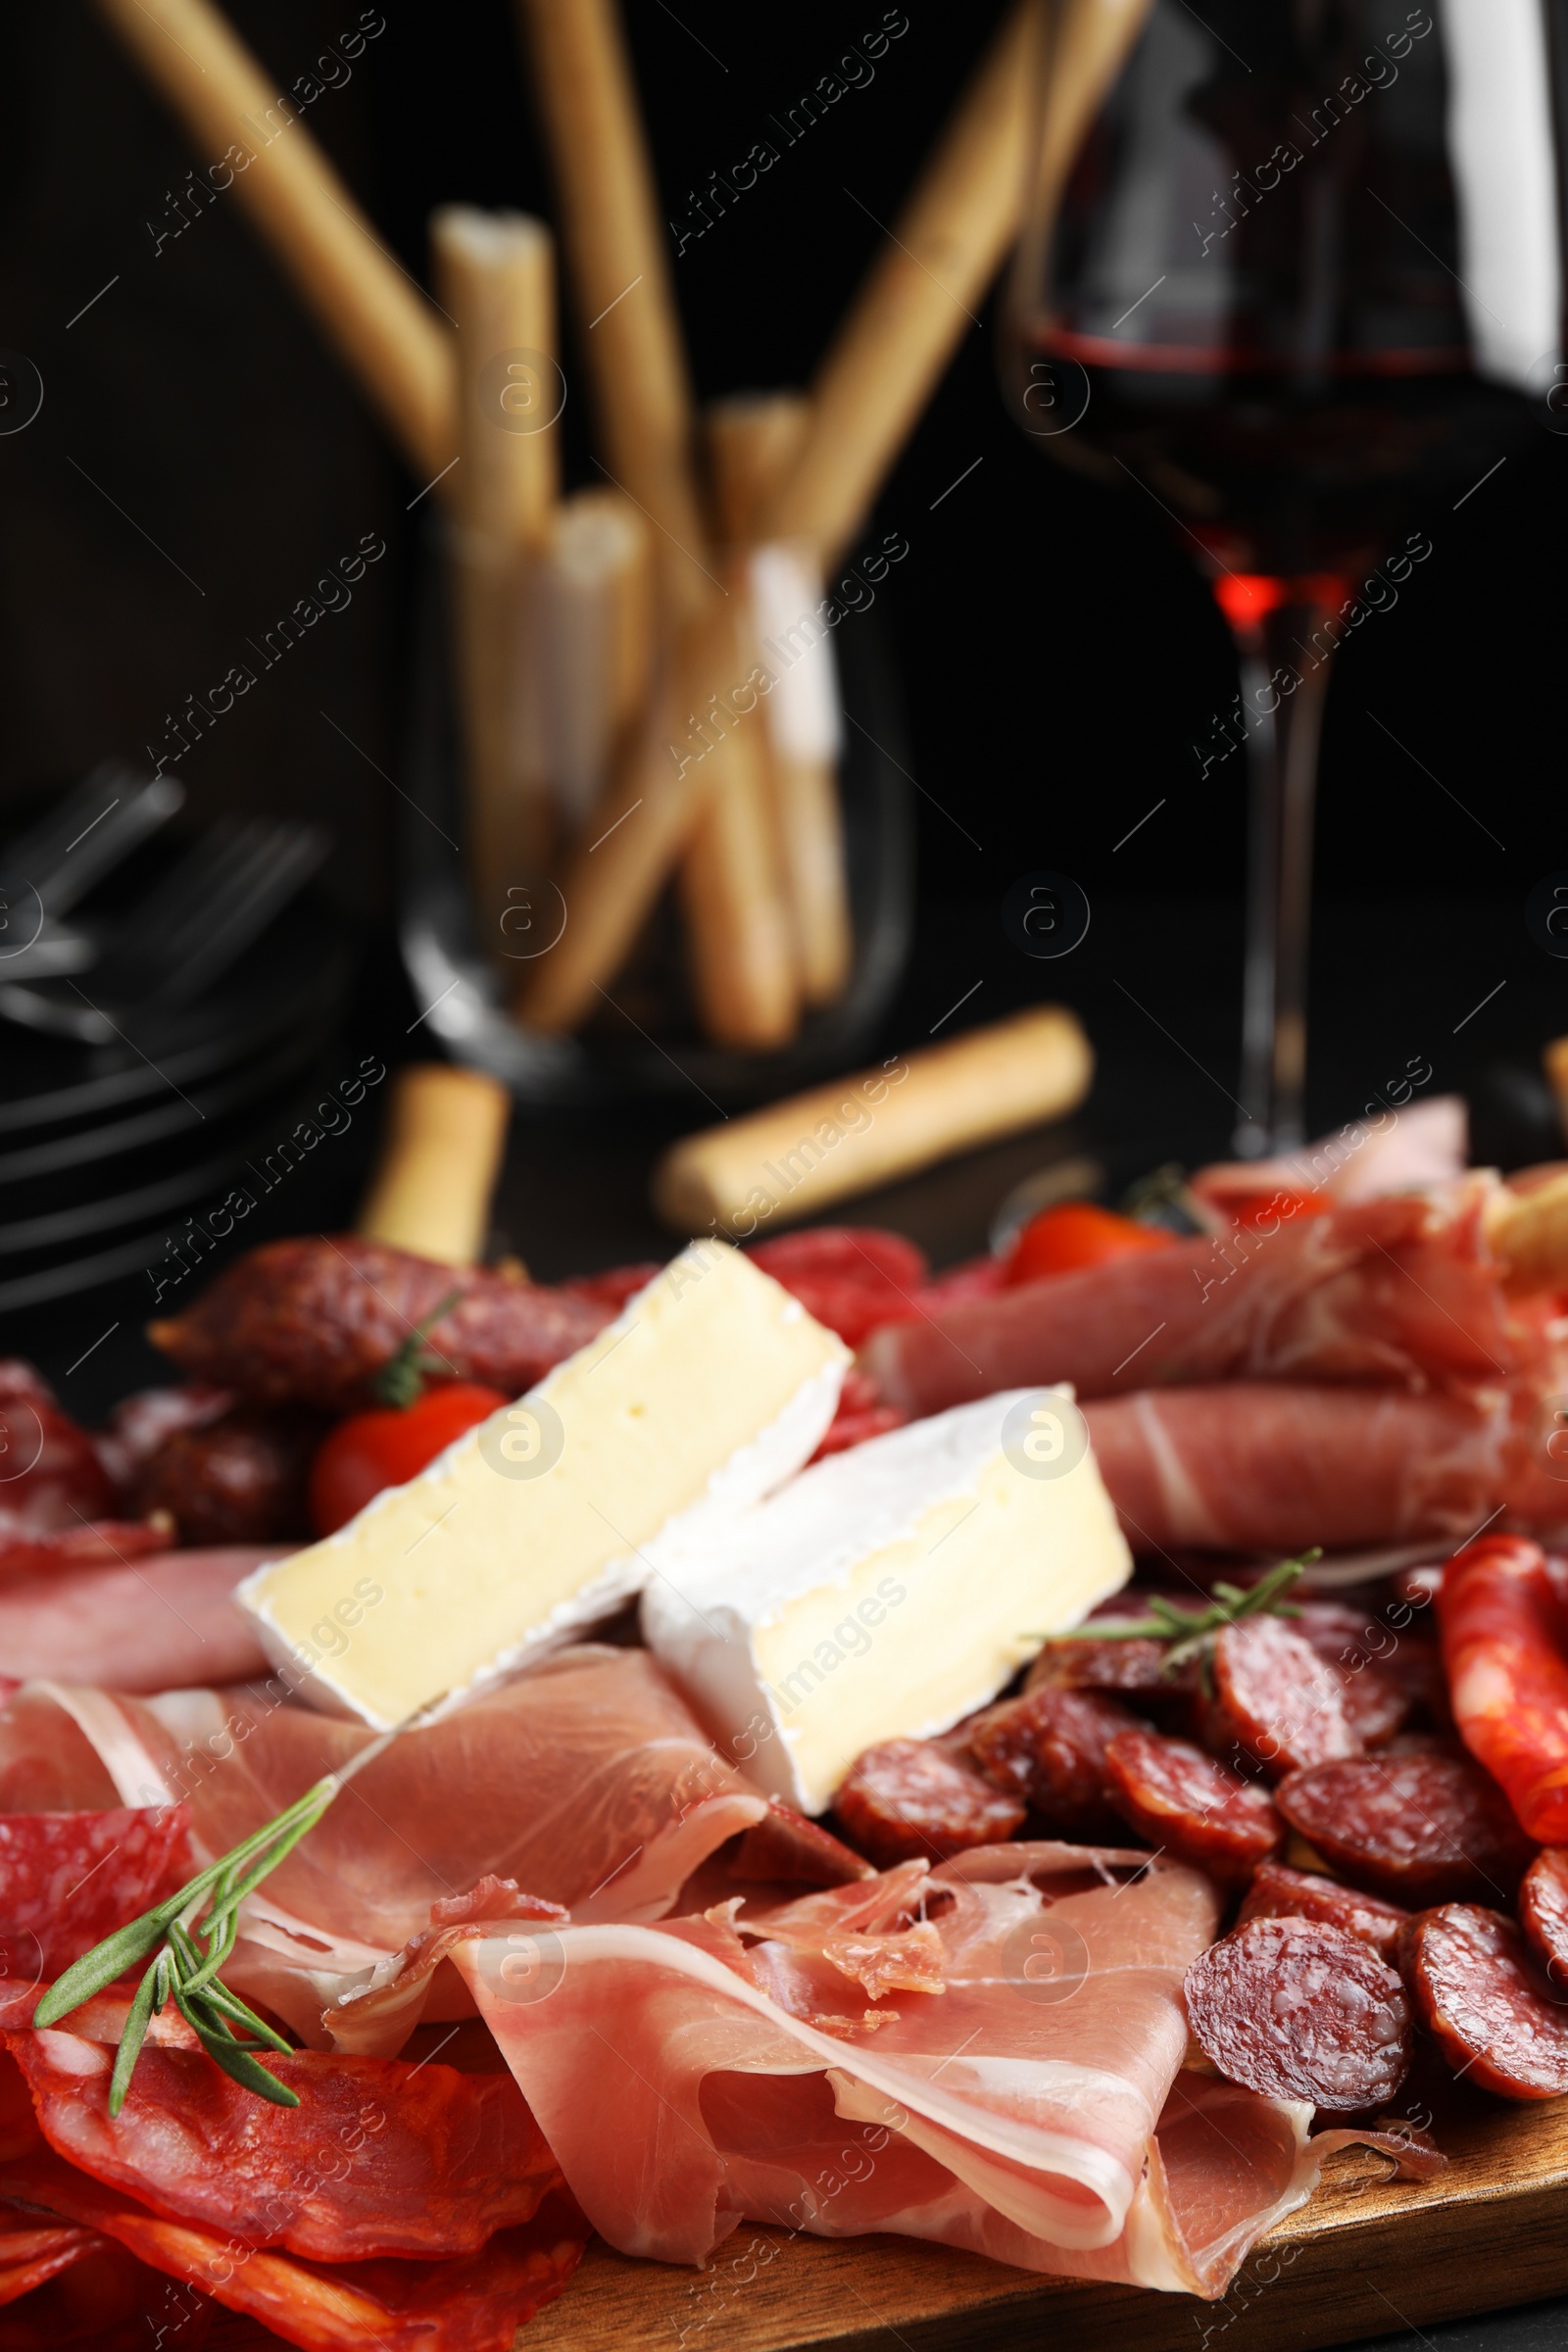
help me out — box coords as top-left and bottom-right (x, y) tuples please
(1231, 600), (1336, 1159)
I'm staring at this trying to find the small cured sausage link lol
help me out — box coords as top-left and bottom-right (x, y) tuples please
(833, 1740), (1025, 1870)
(1398, 1904), (1568, 2099)
(1237, 1860), (1409, 1959)
(148, 1237), (615, 1412)
(1102, 1729), (1282, 1886)
(131, 1407), (325, 1546)
(1185, 1916), (1413, 2111)
(1274, 1754), (1536, 1907)
(0, 1361), (114, 1535)
(1208, 1617), (1360, 1780)
(1437, 1534), (1568, 1844)
(1518, 1848), (1568, 1991)
(964, 1688), (1141, 1838)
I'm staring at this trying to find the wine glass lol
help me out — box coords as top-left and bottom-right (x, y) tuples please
(1002, 0), (1556, 1155)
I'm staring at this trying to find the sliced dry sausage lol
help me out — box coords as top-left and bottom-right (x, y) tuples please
(1518, 1848), (1568, 1993)
(1185, 1916), (1412, 2111)
(1237, 1859), (1408, 1959)
(1398, 1904), (1568, 2099)
(1102, 1729), (1282, 1885)
(1274, 1754), (1536, 1906)
(834, 1740), (1026, 1870)
(1209, 1616), (1359, 1779)
(965, 1688), (1140, 1837)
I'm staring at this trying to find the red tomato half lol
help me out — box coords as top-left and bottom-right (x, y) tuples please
(308, 1382), (509, 1537)
(1004, 1202), (1174, 1286)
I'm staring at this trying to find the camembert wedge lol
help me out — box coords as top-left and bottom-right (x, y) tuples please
(238, 1241), (849, 1726)
(643, 1387), (1131, 1814)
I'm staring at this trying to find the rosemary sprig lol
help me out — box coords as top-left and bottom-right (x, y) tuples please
(34, 1717), (416, 2114)
(373, 1288), (465, 1408)
(1043, 1551), (1320, 1675)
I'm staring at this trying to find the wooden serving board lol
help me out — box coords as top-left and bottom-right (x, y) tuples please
(517, 2097), (1568, 2352)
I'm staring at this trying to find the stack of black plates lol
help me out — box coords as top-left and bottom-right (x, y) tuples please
(0, 875), (350, 1316)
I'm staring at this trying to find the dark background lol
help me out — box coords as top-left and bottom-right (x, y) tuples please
(3, 0), (1568, 1391)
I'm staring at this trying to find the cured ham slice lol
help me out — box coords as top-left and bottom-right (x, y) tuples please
(324, 1840), (1434, 2297)
(1081, 1384), (1517, 1554)
(862, 1182), (1533, 1416)
(0, 1547), (279, 1691)
(11, 1647), (765, 1952)
(1082, 1381), (1568, 1555)
(0, 2150), (586, 2352)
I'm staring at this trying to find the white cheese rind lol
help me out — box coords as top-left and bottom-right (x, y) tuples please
(642, 1387), (1132, 1813)
(236, 1241), (849, 1728)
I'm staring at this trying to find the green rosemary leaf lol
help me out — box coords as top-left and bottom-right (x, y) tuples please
(195, 1978), (294, 2053)
(107, 1953), (164, 2118)
(175, 1990), (300, 2107)
(33, 1912), (172, 2026)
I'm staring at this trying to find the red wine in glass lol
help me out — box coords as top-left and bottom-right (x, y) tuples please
(1004, 0), (1556, 1152)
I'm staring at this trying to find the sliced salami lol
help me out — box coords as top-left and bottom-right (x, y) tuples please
(1185, 1915), (1412, 2111)
(1518, 1848), (1568, 1992)
(1398, 1904), (1568, 2099)
(729, 1798), (873, 1886)
(0, 1805), (192, 1982)
(834, 1740), (1025, 1870)
(1274, 1754), (1535, 1906)
(1210, 1616), (1360, 1779)
(1102, 1729), (1282, 1885)
(1237, 1859), (1408, 1959)
(965, 1688), (1140, 1837)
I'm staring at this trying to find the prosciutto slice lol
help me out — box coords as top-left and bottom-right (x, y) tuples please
(862, 1182), (1538, 1416)
(322, 1841), (1434, 2297)
(1083, 1382), (1568, 1555)
(0, 1546), (278, 1691)
(6, 1647), (764, 1952)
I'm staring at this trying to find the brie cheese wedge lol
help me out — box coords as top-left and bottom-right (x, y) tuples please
(237, 1241), (849, 1727)
(642, 1387), (1131, 1814)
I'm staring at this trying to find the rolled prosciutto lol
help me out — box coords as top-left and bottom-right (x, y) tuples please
(862, 1181), (1542, 1417)
(1083, 1381), (1568, 1556)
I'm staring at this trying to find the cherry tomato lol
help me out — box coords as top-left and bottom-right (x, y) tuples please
(1004, 1201), (1173, 1286)
(308, 1382), (509, 1537)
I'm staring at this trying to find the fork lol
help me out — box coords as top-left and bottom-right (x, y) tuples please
(0, 818), (330, 1042)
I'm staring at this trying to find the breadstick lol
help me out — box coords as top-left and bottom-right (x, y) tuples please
(538, 489), (654, 834)
(513, 0), (707, 616)
(763, 0), (1154, 565)
(708, 396), (852, 1008)
(357, 1065), (512, 1266)
(652, 1006), (1095, 1233)
(432, 208), (560, 911)
(1544, 1036), (1568, 1145)
(94, 0), (454, 482)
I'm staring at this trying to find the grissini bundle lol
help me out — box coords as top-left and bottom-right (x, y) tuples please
(514, 0), (798, 1048)
(514, 2), (1046, 1034)
(94, 0), (455, 482)
(431, 208), (560, 912)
